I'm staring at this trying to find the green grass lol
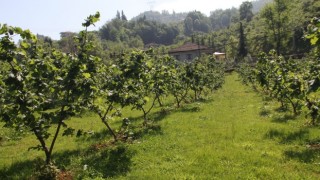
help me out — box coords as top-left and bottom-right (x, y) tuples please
(1, 73), (320, 179)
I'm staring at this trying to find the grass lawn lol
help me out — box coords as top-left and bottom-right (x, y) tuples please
(1, 72), (320, 179)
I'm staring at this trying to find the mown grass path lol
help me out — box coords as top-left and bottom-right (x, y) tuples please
(1, 73), (320, 179)
(120, 73), (320, 179)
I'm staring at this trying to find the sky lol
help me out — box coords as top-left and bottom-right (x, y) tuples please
(0, 0), (250, 40)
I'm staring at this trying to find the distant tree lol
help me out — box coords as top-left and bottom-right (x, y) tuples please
(184, 11), (211, 35)
(210, 8), (238, 30)
(201, 37), (205, 45)
(194, 19), (201, 30)
(274, 0), (287, 55)
(36, 34), (57, 51)
(132, 10), (188, 24)
(162, 10), (169, 15)
(240, 1), (254, 22)
(191, 34), (195, 43)
(238, 22), (247, 60)
(58, 32), (77, 53)
(121, 10), (127, 21)
(211, 34), (216, 50)
(184, 17), (194, 35)
(116, 10), (121, 19)
(260, 0), (288, 55)
(221, 14), (230, 27)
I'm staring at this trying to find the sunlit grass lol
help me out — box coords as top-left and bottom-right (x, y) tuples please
(1, 73), (320, 179)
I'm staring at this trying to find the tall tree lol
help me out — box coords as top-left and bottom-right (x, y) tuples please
(58, 32), (77, 53)
(274, 0), (287, 55)
(238, 22), (247, 60)
(260, 0), (288, 55)
(184, 11), (211, 35)
(121, 10), (127, 21)
(116, 10), (121, 19)
(239, 1), (254, 22)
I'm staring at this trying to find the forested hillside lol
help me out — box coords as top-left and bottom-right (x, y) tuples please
(37, 0), (318, 62)
(132, 10), (188, 24)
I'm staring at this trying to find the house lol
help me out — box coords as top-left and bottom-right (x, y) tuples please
(168, 42), (213, 61)
(213, 52), (226, 61)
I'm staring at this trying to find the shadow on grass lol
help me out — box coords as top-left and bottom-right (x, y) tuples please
(260, 109), (271, 117)
(79, 144), (134, 179)
(271, 114), (297, 123)
(77, 110), (168, 143)
(0, 143), (134, 179)
(280, 129), (309, 144)
(126, 108), (171, 124)
(132, 124), (163, 140)
(274, 106), (289, 113)
(196, 97), (214, 104)
(180, 104), (202, 113)
(284, 149), (320, 163)
(0, 159), (37, 179)
(265, 128), (320, 163)
(265, 128), (310, 144)
(54, 149), (82, 169)
(262, 96), (274, 102)
(264, 129), (285, 139)
(77, 128), (113, 142)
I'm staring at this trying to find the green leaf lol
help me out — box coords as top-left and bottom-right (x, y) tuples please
(310, 36), (319, 45)
(143, 97), (150, 102)
(55, 76), (63, 81)
(29, 59), (35, 65)
(20, 41), (30, 49)
(82, 72), (91, 79)
(14, 27), (23, 34)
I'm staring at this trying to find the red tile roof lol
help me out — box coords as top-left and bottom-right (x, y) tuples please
(169, 42), (209, 53)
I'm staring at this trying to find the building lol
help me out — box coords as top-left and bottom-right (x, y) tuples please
(213, 52), (226, 61)
(168, 42), (213, 61)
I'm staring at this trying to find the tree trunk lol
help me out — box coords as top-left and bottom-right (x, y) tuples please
(102, 119), (117, 141)
(157, 96), (163, 107)
(175, 95), (181, 108)
(98, 104), (118, 141)
(33, 129), (51, 165)
(142, 96), (158, 125)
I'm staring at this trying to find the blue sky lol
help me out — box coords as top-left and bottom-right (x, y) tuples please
(1, 0), (249, 40)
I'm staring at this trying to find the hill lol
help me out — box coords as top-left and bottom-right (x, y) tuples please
(131, 0), (272, 25)
(131, 10), (188, 24)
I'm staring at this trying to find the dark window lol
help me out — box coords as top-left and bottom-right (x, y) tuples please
(174, 55), (180, 60)
(187, 54), (192, 60)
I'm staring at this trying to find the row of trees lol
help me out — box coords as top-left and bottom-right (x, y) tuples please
(238, 17), (320, 124)
(0, 12), (225, 174)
